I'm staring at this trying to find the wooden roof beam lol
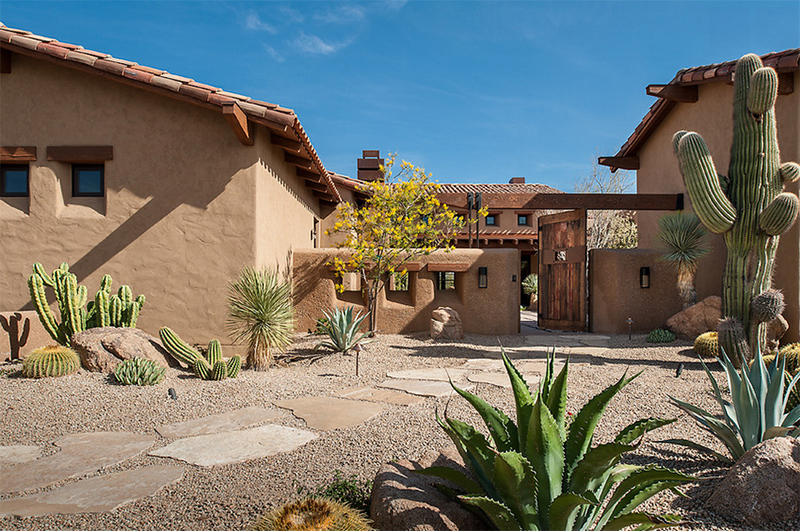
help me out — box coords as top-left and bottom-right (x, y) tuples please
(285, 152), (313, 169)
(222, 102), (254, 146)
(296, 167), (322, 181)
(305, 179), (327, 192)
(646, 84), (698, 103)
(598, 156), (639, 170)
(271, 133), (302, 152)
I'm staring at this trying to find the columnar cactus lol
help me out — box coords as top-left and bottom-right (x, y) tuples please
(673, 53), (800, 366)
(159, 328), (241, 380)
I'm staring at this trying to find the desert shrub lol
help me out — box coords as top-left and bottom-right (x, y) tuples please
(647, 328), (676, 343)
(299, 471), (373, 514)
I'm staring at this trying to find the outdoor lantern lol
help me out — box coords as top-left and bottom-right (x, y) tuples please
(639, 267), (650, 289)
(478, 267), (488, 288)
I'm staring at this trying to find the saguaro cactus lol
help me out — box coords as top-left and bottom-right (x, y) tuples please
(673, 53), (800, 366)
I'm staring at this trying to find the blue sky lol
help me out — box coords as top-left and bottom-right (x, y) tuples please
(1, 1), (798, 191)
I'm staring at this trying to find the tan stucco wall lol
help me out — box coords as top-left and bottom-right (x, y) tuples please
(636, 73), (800, 342)
(293, 248), (520, 335)
(589, 249), (683, 334)
(0, 52), (323, 348)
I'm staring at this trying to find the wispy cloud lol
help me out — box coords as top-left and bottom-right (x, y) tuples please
(293, 31), (352, 55)
(279, 5), (304, 24)
(263, 43), (284, 63)
(382, 0), (408, 12)
(314, 4), (366, 24)
(245, 12), (276, 33)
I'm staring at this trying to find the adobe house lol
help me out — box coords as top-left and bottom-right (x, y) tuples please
(0, 24), (343, 350)
(600, 49), (800, 341)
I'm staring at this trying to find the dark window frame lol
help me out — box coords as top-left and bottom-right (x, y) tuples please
(517, 214), (529, 226)
(436, 271), (457, 291)
(485, 214), (497, 226)
(1, 164), (29, 197)
(72, 164), (105, 197)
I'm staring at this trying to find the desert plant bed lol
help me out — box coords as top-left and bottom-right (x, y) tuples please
(0, 332), (795, 531)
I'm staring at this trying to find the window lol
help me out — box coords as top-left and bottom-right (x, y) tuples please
(389, 271), (409, 292)
(1, 165), (29, 196)
(518, 214), (529, 226)
(437, 271), (456, 290)
(72, 164), (104, 197)
(485, 214), (497, 226)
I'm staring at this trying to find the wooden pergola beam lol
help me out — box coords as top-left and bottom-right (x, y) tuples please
(222, 102), (254, 146)
(646, 84), (698, 103)
(304, 179), (328, 191)
(598, 156), (639, 170)
(296, 167), (322, 181)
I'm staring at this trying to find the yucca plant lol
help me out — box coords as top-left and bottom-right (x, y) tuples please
(315, 306), (371, 355)
(420, 349), (693, 531)
(227, 267), (294, 371)
(522, 274), (538, 309)
(664, 347), (800, 463)
(656, 212), (710, 308)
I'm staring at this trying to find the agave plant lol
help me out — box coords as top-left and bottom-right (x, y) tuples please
(227, 267), (294, 371)
(315, 306), (371, 354)
(665, 347), (800, 463)
(420, 350), (693, 531)
(656, 212), (710, 309)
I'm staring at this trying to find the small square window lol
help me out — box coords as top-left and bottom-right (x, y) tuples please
(518, 214), (529, 226)
(72, 164), (104, 197)
(437, 271), (456, 290)
(389, 271), (409, 292)
(485, 215), (497, 226)
(1, 165), (29, 197)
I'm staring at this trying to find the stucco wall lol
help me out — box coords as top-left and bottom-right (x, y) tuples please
(636, 73), (799, 342)
(0, 52), (322, 348)
(589, 249), (683, 334)
(293, 248), (520, 335)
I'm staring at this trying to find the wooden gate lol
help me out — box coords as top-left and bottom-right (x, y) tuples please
(538, 209), (587, 331)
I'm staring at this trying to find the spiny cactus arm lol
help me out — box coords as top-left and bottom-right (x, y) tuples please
(746, 67), (778, 115)
(99, 274), (113, 294)
(76, 284), (88, 309)
(32, 263), (54, 287)
(109, 295), (124, 327)
(135, 294), (145, 309)
(28, 274), (67, 345)
(758, 192), (799, 236)
(95, 290), (110, 327)
(674, 132), (736, 234)
(159, 327), (202, 366)
(718, 317), (749, 368)
(119, 285), (133, 305)
(227, 356), (242, 378)
(64, 274), (85, 336)
(780, 162), (800, 183)
(211, 360), (228, 380)
(193, 358), (212, 380)
(207, 340), (222, 365)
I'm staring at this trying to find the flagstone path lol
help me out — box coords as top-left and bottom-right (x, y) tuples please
(0, 445), (40, 466)
(273, 396), (385, 431)
(155, 406), (280, 439)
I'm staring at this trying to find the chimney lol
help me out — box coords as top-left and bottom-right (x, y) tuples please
(358, 150), (384, 182)
(509, 177), (525, 184)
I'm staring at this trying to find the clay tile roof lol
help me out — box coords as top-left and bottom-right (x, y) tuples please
(606, 48), (800, 170)
(437, 183), (563, 194)
(0, 23), (340, 202)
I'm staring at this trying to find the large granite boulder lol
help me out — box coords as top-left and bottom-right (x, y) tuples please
(706, 437), (800, 526)
(71, 327), (173, 373)
(371, 447), (485, 531)
(430, 308), (464, 340)
(665, 295), (722, 341)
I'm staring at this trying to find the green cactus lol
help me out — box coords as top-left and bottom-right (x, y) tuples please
(694, 331), (719, 358)
(22, 345), (80, 378)
(27, 263), (145, 346)
(114, 357), (165, 386)
(248, 497), (374, 531)
(673, 53), (800, 367)
(159, 328), (241, 380)
(646, 328), (676, 343)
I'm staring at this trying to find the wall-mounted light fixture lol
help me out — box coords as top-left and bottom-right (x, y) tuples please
(478, 267), (488, 288)
(639, 267), (650, 289)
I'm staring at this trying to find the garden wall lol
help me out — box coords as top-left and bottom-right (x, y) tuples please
(589, 248), (683, 334)
(293, 248), (520, 335)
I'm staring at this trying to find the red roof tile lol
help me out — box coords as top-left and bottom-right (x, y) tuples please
(437, 183), (563, 194)
(0, 23), (341, 202)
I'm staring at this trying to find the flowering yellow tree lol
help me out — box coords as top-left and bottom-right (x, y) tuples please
(327, 155), (472, 331)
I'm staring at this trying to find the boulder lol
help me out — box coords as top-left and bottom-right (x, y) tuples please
(70, 327), (173, 373)
(766, 314), (789, 352)
(371, 447), (485, 531)
(430, 307), (464, 340)
(666, 295), (722, 340)
(706, 437), (800, 526)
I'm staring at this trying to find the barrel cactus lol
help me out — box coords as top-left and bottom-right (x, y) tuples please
(248, 497), (374, 531)
(694, 331), (719, 358)
(114, 357), (165, 386)
(22, 345), (80, 378)
(159, 328), (241, 380)
(673, 53), (799, 367)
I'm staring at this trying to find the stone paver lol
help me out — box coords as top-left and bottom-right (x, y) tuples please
(336, 386), (425, 405)
(515, 360), (566, 375)
(564, 346), (609, 357)
(274, 396), (385, 431)
(149, 425), (317, 467)
(385, 368), (469, 381)
(462, 359), (505, 371)
(155, 406), (280, 439)
(378, 379), (473, 397)
(0, 465), (184, 516)
(0, 445), (40, 466)
(0, 432), (153, 494)
(467, 372), (541, 389)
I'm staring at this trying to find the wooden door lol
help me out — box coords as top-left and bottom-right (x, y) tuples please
(538, 209), (587, 331)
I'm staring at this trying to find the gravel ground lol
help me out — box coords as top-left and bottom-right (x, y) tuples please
(1, 331), (796, 531)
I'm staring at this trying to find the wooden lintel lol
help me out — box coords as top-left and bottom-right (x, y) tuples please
(296, 167), (322, 181)
(304, 179), (327, 191)
(222, 102), (254, 146)
(271, 133), (302, 152)
(1, 49), (10, 74)
(779, 72), (794, 95)
(47, 145), (113, 163)
(598, 156), (639, 170)
(1, 146), (36, 162)
(527, 193), (683, 211)
(646, 84), (698, 103)
(285, 152), (313, 169)
(427, 262), (471, 272)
